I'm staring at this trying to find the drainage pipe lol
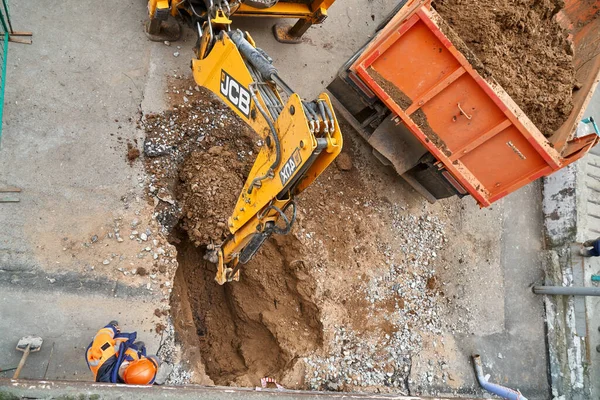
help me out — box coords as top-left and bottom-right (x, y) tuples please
(472, 355), (528, 400)
(532, 286), (600, 296)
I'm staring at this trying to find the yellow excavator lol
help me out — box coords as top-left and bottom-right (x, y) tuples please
(146, 0), (336, 43)
(147, 0), (343, 284)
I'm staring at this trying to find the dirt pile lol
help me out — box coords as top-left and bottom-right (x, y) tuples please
(433, 0), (575, 136)
(142, 85), (258, 242)
(173, 233), (323, 386)
(178, 141), (256, 245)
(142, 79), (461, 394)
(303, 207), (447, 391)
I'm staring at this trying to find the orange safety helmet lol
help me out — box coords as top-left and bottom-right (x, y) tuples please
(122, 357), (159, 385)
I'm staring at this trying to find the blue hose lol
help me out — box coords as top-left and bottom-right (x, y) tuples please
(582, 116), (599, 135)
(472, 355), (528, 400)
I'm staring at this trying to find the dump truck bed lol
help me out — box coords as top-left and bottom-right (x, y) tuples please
(349, 0), (599, 206)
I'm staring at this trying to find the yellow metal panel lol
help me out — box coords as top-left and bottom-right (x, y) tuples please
(235, 0), (335, 19)
(312, 0), (335, 9)
(147, 0), (170, 17)
(191, 34), (271, 138)
(236, 2), (312, 18)
(229, 94), (318, 232)
(192, 30), (342, 283)
(295, 93), (342, 193)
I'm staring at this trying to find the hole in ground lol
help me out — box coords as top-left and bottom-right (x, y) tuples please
(170, 227), (323, 387)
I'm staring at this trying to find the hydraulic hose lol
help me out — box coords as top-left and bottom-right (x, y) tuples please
(303, 101), (321, 132)
(323, 100), (335, 131)
(231, 30), (278, 81)
(317, 100), (329, 133)
(247, 83), (281, 194)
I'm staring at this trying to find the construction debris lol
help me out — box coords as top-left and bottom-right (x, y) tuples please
(138, 84), (467, 394)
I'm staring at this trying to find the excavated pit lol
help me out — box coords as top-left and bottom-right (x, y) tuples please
(170, 228), (323, 386)
(142, 81), (323, 387)
(143, 79), (448, 392)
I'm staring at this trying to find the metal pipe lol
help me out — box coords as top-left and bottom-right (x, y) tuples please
(256, 78), (283, 117)
(473, 355), (527, 400)
(533, 286), (600, 296)
(255, 80), (278, 120)
(271, 74), (294, 96)
(264, 84), (283, 111)
(246, 64), (281, 120)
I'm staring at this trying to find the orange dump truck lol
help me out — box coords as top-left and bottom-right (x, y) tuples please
(328, 0), (600, 206)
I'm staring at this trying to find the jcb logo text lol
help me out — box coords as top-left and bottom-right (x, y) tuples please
(220, 70), (251, 118)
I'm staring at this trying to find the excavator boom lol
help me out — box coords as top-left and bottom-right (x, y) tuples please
(191, 5), (342, 283)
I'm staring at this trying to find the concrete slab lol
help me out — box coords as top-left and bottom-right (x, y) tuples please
(0, 0), (179, 381)
(0, 379), (477, 400)
(0, 287), (160, 381)
(440, 184), (550, 399)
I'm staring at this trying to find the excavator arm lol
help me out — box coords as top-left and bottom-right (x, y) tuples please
(190, 3), (342, 284)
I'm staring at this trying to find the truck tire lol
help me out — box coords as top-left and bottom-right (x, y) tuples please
(406, 154), (462, 200)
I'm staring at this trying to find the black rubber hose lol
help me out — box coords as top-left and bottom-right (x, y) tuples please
(323, 101), (335, 130)
(303, 101), (321, 132)
(247, 84), (282, 194)
(317, 100), (329, 132)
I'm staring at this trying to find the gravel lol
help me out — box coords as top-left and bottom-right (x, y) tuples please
(304, 208), (446, 392)
(157, 321), (193, 385)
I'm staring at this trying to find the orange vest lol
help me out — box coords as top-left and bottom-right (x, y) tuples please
(86, 327), (144, 381)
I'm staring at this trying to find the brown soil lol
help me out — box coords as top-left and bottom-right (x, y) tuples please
(370, 68), (412, 110)
(172, 231), (322, 386)
(433, 0), (575, 136)
(413, 109), (451, 157)
(335, 153), (353, 171)
(370, 69), (451, 156)
(178, 142), (256, 245)
(142, 84), (259, 239)
(143, 77), (497, 393)
(127, 142), (140, 164)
